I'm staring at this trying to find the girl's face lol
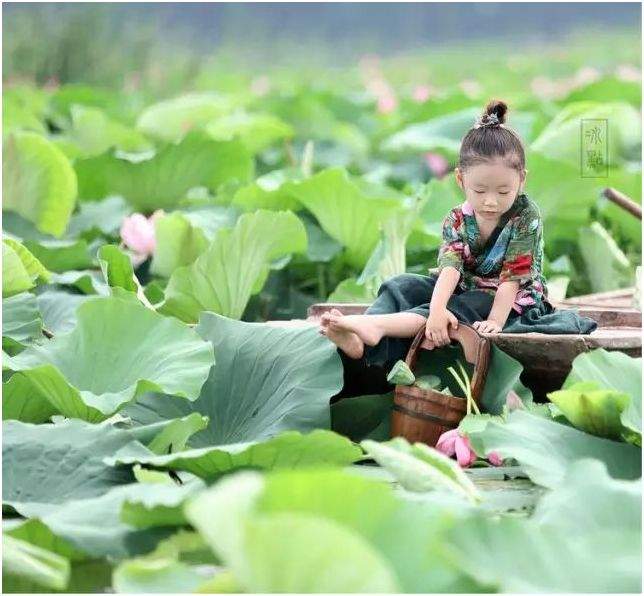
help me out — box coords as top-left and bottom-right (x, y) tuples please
(454, 158), (526, 223)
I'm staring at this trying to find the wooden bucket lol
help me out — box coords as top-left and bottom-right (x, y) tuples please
(391, 323), (491, 447)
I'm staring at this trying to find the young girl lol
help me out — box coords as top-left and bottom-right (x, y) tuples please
(319, 99), (558, 369)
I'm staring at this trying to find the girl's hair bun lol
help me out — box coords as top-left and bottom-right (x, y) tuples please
(482, 99), (508, 125)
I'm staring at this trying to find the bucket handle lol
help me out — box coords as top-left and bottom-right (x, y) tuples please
(403, 323), (491, 405)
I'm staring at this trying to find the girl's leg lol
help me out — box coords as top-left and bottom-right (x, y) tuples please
(325, 311), (426, 347)
(320, 273), (436, 366)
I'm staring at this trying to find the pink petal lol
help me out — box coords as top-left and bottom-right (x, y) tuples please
(435, 428), (459, 457)
(487, 451), (503, 466)
(455, 436), (476, 468)
(461, 201), (474, 216)
(424, 152), (449, 179)
(412, 85), (432, 103)
(377, 94), (398, 115)
(120, 213), (156, 256)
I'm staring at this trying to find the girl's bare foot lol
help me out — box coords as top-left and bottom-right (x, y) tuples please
(327, 314), (383, 347)
(319, 308), (344, 332)
(324, 325), (365, 359)
(318, 309), (364, 359)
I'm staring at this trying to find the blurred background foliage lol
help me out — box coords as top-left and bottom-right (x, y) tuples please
(3, 3), (642, 321)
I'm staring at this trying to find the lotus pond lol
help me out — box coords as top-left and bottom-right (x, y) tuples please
(2, 31), (643, 593)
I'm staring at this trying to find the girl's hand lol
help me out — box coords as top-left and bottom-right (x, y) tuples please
(473, 319), (503, 334)
(425, 308), (459, 349)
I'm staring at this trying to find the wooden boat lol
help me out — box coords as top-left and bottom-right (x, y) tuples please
(262, 287), (640, 400)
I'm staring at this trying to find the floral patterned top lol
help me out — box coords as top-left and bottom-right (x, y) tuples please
(435, 192), (550, 314)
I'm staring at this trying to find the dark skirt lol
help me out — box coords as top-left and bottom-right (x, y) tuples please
(332, 272), (520, 400)
(330, 272), (598, 402)
(362, 272), (522, 367)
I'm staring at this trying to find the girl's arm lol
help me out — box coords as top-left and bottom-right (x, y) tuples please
(486, 280), (520, 328)
(426, 266), (461, 346)
(429, 266), (461, 312)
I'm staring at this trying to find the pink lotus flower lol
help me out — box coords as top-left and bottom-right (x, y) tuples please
(412, 85), (432, 103)
(436, 428), (503, 468)
(487, 451), (503, 466)
(424, 152), (449, 179)
(436, 429), (477, 467)
(377, 94), (398, 115)
(120, 210), (164, 262)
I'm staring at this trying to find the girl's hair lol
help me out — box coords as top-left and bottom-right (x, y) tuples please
(457, 99), (526, 172)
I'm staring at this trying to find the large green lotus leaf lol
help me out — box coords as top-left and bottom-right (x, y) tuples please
(2, 534), (70, 592)
(74, 131), (254, 210)
(159, 210), (307, 322)
(178, 205), (240, 239)
(2, 238), (51, 298)
(355, 195), (428, 299)
(106, 430), (363, 480)
(559, 76), (641, 108)
(361, 438), (480, 502)
(151, 212), (210, 278)
(240, 513), (402, 593)
(97, 245), (138, 294)
(548, 381), (631, 440)
(136, 93), (237, 142)
(5, 297), (214, 421)
(299, 214), (344, 262)
(467, 410), (641, 488)
(146, 413), (209, 456)
(2, 419), (141, 507)
(2, 518), (112, 594)
(381, 108), (536, 156)
(35, 291), (92, 336)
(49, 269), (110, 296)
(186, 473), (399, 593)
(288, 168), (404, 268)
(186, 468), (480, 593)
(3, 518), (86, 562)
(22, 238), (94, 273)
(450, 459), (641, 593)
(563, 348), (642, 445)
(531, 101), (641, 168)
(66, 195), (132, 240)
(3, 132), (77, 237)
(112, 556), (205, 594)
(47, 84), (134, 127)
(111, 530), (216, 593)
(205, 111), (294, 153)
(120, 477), (206, 529)
(2, 211), (52, 242)
(523, 151), (599, 252)
(578, 221), (633, 292)
(3, 93), (46, 137)
(232, 168), (304, 213)
(65, 105), (153, 158)
(10, 483), (181, 561)
(327, 277), (375, 302)
(2, 373), (57, 424)
(414, 175), (463, 240)
(123, 311), (343, 446)
(2, 292), (43, 353)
